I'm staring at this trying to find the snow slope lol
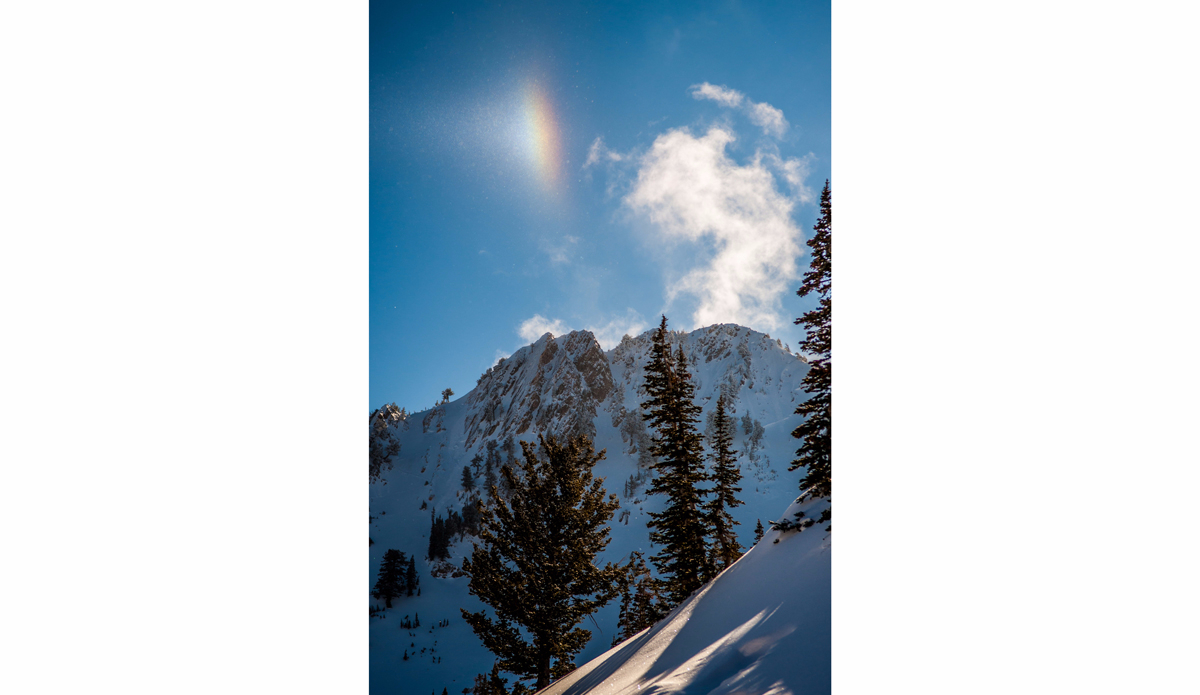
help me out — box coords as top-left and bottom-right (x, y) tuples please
(369, 324), (826, 695)
(541, 499), (831, 695)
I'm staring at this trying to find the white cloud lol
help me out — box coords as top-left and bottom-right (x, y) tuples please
(624, 126), (805, 332)
(514, 310), (649, 350)
(517, 314), (572, 343)
(493, 349), (510, 365)
(747, 101), (788, 138)
(585, 309), (649, 350)
(584, 137), (625, 169)
(688, 82), (790, 138)
(690, 82), (745, 108)
(763, 152), (816, 203)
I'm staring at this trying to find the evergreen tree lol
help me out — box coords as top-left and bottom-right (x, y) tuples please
(641, 316), (711, 606)
(462, 465), (476, 492)
(441, 388), (454, 404)
(406, 555), (418, 596)
(790, 180), (833, 531)
(369, 413), (398, 483)
(372, 549), (406, 609)
(472, 664), (509, 695)
(613, 551), (663, 645)
(705, 395), (744, 570)
(461, 435), (624, 692)
(462, 499), (481, 535)
(428, 514), (451, 561)
(754, 519), (764, 544)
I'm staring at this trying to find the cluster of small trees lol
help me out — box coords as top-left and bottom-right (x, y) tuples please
(369, 404), (405, 483)
(427, 504), (482, 561)
(372, 549), (419, 609)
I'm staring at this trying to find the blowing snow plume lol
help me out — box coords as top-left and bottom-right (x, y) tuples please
(625, 126), (809, 333)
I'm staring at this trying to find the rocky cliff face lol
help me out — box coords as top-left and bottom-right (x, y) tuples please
(395, 322), (807, 472)
(462, 330), (617, 451)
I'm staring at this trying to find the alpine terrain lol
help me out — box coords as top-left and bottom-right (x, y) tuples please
(369, 323), (831, 694)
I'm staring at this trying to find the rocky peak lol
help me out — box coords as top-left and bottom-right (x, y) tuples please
(462, 330), (615, 451)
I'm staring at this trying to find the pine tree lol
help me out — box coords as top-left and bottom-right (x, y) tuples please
(462, 465), (476, 492)
(461, 435), (624, 692)
(428, 514), (451, 561)
(372, 549), (406, 609)
(705, 395), (744, 571)
(613, 551), (663, 645)
(369, 413), (397, 483)
(641, 316), (711, 606)
(483, 452), (498, 496)
(406, 555), (418, 596)
(754, 519), (764, 544)
(472, 664), (510, 695)
(790, 180), (833, 531)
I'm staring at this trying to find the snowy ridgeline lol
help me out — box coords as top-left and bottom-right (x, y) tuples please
(369, 323), (830, 695)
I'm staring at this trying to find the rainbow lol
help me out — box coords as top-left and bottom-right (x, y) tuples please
(522, 81), (563, 190)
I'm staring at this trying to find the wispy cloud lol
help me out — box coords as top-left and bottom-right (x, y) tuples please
(624, 125), (805, 332)
(584, 136), (626, 168)
(586, 308), (649, 350)
(514, 309), (648, 350)
(517, 314), (572, 343)
(689, 82), (744, 108)
(747, 101), (788, 139)
(689, 82), (789, 138)
(545, 235), (578, 265)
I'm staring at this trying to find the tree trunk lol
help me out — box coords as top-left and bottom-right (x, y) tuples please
(536, 651), (551, 690)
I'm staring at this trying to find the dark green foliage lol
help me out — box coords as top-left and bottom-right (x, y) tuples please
(754, 519), (764, 544)
(369, 405), (403, 483)
(462, 465), (476, 492)
(790, 180), (832, 530)
(429, 504), (481, 561)
(461, 500), (481, 535)
(471, 452), (484, 476)
(428, 512), (452, 561)
(372, 549), (406, 609)
(472, 664), (510, 695)
(461, 435), (624, 692)
(483, 447), (498, 496)
(613, 551), (664, 645)
(406, 555), (418, 596)
(641, 316), (712, 605)
(705, 395), (744, 571)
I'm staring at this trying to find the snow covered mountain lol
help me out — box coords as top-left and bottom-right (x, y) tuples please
(369, 324), (829, 695)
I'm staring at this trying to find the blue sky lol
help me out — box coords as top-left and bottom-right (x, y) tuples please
(371, 0), (830, 411)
